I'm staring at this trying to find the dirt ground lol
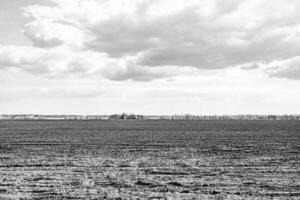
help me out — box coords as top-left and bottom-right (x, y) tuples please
(0, 120), (299, 199)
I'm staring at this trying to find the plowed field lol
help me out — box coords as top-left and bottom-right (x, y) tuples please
(0, 120), (299, 199)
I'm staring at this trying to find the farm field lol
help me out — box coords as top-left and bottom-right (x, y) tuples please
(0, 120), (299, 200)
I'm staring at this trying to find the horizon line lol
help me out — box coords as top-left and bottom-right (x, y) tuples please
(1, 113), (300, 116)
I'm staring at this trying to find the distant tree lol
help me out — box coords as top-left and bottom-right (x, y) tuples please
(109, 114), (121, 119)
(120, 113), (127, 119)
(127, 114), (137, 120)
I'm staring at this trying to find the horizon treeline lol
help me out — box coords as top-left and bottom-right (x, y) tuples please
(1, 113), (300, 120)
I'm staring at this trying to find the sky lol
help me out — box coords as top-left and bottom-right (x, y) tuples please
(0, 0), (300, 115)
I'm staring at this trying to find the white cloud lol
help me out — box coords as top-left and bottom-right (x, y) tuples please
(3, 0), (300, 81)
(23, 20), (85, 48)
(0, 44), (179, 81)
(1, 0), (300, 114)
(264, 56), (300, 80)
(16, 0), (300, 79)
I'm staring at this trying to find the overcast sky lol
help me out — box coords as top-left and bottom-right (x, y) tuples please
(1, 0), (300, 115)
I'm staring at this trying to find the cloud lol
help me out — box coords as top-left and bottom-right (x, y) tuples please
(265, 57), (300, 80)
(241, 63), (260, 70)
(22, 20), (85, 48)
(2, 0), (300, 115)
(0, 44), (175, 81)
(0, 45), (49, 73)
(0, 0), (295, 81)
(0, 45), (95, 75)
(21, 0), (300, 70)
(104, 60), (172, 81)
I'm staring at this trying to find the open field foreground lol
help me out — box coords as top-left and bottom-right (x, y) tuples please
(0, 120), (299, 200)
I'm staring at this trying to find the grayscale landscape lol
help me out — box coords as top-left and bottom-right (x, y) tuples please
(0, 120), (299, 199)
(1, 0), (300, 199)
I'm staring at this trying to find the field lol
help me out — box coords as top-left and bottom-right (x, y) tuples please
(0, 120), (299, 200)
